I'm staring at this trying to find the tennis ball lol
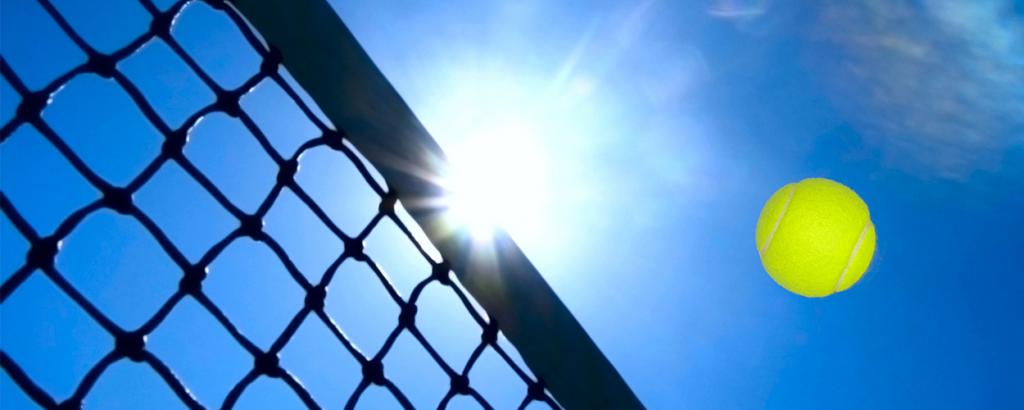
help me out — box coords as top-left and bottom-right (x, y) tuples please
(755, 178), (876, 297)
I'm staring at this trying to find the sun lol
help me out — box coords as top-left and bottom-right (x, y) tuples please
(418, 64), (558, 245)
(443, 120), (549, 243)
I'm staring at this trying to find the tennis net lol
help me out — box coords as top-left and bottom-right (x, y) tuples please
(0, 0), (641, 408)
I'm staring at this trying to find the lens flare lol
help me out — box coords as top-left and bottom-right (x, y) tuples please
(444, 121), (548, 243)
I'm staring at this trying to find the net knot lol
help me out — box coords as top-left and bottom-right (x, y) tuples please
(378, 192), (397, 215)
(362, 359), (385, 386)
(254, 352), (283, 378)
(162, 127), (189, 159)
(238, 214), (264, 239)
(56, 399), (82, 410)
(87, 53), (118, 79)
(322, 129), (345, 151)
(150, 11), (174, 39)
(398, 303), (417, 329)
(277, 159), (298, 186)
(179, 264), (208, 295)
(216, 89), (243, 117)
(431, 261), (452, 286)
(481, 320), (499, 345)
(450, 374), (471, 395)
(102, 186), (134, 215)
(305, 285), (326, 312)
(260, 46), (282, 76)
(527, 379), (547, 401)
(116, 331), (147, 362)
(27, 237), (59, 271)
(344, 237), (365, 261)
(16, 92), (48, 123)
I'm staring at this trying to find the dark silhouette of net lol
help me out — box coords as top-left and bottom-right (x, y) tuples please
(0, 0), (558, 408)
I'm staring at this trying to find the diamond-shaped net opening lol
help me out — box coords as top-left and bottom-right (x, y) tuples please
(0, 0), (559, 408)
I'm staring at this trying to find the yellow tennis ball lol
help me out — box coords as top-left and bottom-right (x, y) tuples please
(755, 178), (876, 297)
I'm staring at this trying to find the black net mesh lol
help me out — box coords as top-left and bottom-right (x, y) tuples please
(0, 0), (558, 408)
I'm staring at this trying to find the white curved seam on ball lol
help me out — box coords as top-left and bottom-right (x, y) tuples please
(760, 184), (797, 255)
(833, 221), (869, 294)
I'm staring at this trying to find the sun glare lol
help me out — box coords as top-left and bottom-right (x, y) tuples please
(444, 121), (549, 243)
(417, 65), (564, 245)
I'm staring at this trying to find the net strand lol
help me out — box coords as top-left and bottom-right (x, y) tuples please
(0, 0), (559, 408)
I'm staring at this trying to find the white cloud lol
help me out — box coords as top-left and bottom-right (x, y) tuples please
(812, 0), (1024, 179)
(707, 0), (769, 21)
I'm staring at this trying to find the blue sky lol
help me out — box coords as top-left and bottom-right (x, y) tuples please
(3, 0), (1024, 409)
